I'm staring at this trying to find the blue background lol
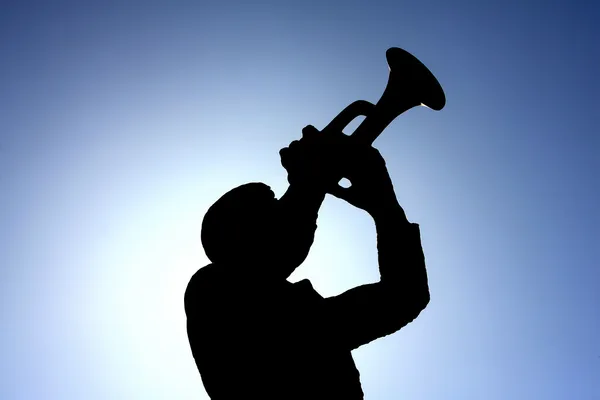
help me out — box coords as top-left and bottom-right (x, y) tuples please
(1, 1), (598, 399)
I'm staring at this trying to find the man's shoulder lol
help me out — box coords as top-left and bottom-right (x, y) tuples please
(184, 263), (223, 313)
(187, 262), (218, 288)
(189, 262), (220, 281)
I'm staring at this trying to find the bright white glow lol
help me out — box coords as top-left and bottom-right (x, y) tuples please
(2, 4), (597, 400)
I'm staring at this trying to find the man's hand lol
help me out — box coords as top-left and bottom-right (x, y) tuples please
(279, 125), (346, 191)
(327, 142), (406, 221)
(280, 125), (406, 219)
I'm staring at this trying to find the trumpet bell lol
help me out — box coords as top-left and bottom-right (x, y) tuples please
(385, 47), (446, 111)
(322, 47), (445, 147)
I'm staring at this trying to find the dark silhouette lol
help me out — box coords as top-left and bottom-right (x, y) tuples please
(184, 124), (430, 399)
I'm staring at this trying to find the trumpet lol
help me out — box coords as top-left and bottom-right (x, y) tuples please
(323, 47), (445, 145)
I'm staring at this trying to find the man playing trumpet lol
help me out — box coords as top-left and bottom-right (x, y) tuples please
(185, 125), (430, 399)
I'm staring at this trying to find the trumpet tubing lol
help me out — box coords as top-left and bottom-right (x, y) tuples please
(323, 47), (446, 146)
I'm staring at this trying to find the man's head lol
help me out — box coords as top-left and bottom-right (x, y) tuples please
(202, 182), (276, 263)
(201, 182), (313, 280)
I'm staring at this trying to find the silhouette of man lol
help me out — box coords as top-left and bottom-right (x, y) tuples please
(185, 125), (430, 399)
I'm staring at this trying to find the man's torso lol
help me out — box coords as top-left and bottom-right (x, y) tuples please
(185, 263), (363, 399)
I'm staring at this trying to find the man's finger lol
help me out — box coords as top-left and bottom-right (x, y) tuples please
(302, 125), (319, 138)
(327, 183), (351, 201)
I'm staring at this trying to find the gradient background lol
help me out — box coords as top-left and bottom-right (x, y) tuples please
(1, 1), (598, 399)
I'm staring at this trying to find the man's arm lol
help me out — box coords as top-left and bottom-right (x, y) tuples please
(269, 183), (326, 273)
(320, 141), (430, 351)
(279, 125), (430, 350)
(274, 125), (333, 270)
(322, 206), (429, 350)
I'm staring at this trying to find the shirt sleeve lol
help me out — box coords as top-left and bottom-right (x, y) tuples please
(320, 222), (430, 350)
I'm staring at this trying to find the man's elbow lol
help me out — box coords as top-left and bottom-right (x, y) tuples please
(396, 288), (430, 323)
(373, 288), (429, 338)
(418, 290), (431, 313)
(409, 290), (430, 318)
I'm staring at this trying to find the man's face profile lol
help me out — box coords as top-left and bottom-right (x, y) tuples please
(201, 182), (310, 279)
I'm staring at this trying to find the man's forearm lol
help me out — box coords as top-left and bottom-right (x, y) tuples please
(272, 183), (326, 268)
(278, 183), (326, 222)
(373, 205), (430, 306)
